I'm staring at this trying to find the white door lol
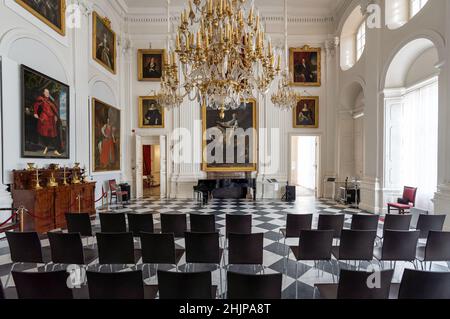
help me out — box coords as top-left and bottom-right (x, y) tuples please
(135, 135), (143, 199)
(160, 135), (167, 198)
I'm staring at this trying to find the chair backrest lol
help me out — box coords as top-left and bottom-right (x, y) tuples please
(65, 213), (93, 237)
(127, 213), (154, 237)
(382, 214), (412, 235)
(160, 214), (187, 238)
(402, 186), (418, 205)
(185, 232), (221, 264)
(416, 214), (446, 239)
(398, 269), (450, 299)
(99, 213), (127, 233)
(317, 214), (345, 238)
(351, 214), (379, 231)
(228, 233), (264, 265)
(337, 269), (394, 299)
(109, 179), (118, 192)
(190, 214), (216, 233)
(424, 231), (450, 261)
(338, 230), (377, 261)
(6, 231), (43, 264)
(298, 230), (334, 261)
(381, 230), (420, 261)
(225, 214), (252, 236)
(96, 232), (136, 265)
(87, 270), (144, 299)
(140, 232), (177, 264)
(0, 280), (4, 300)
(227, 272), (282, 299)
(48, 232), (85, 265)
(12, 270), (73, 299)
(157, 270), (213, 299)
(285, 214), (313, 238)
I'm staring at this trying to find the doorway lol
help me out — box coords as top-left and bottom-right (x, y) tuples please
(143, 145), (161, 197)
(290, 136), (319, 198)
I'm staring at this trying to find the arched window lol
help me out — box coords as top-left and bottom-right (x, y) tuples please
(356, 21), (366, 61)
(410, 0), (429, 18)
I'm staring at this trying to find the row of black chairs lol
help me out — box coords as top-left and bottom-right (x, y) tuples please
(8, 267), (450, 299)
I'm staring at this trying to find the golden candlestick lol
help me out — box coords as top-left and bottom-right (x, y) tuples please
(72, 170), (81, 184)
(63, 167), (69, 185)
(47, 172), (58, 188)
(34, 169), (42, 190)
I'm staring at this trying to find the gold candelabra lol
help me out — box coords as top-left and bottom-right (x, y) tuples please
(63, 166), (69, 185)
(72, 170), (81, 184)
(47, 172), (58, 188)
(34, 169), (42, 190)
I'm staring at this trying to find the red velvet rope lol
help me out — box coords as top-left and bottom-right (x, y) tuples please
(0, 209), (19, 227)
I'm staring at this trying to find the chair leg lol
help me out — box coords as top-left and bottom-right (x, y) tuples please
(218, 265), (223, 299)
(295, 262), (299, 300)
(5, 263), (17, 288)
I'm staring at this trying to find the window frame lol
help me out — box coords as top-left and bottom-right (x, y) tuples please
(355, 20), (366, 61)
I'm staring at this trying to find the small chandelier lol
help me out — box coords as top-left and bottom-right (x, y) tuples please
(271, 0), (299, 110)
(160, 0), (280, 113)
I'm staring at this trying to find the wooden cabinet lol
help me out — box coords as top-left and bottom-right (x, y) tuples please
(11, 168), (96, 233)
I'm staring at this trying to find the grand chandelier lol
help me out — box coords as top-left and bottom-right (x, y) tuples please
(159, 0), (280, 114)
(271, 0), (299, 110)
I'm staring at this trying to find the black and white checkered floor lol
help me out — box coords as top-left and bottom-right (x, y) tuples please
(0, 196), (449, 299)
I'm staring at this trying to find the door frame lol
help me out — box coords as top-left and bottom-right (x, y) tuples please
(288, 133), (322, 198)
(135, 134), (167, 199)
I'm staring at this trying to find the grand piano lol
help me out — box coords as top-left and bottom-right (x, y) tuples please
(194, 178), (256, 203)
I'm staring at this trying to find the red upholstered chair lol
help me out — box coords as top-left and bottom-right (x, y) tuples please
(387, 187), (418, 215)
(109, 180), (128, 204)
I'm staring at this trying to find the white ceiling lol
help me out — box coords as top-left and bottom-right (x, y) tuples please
(122, 0), (344, 15)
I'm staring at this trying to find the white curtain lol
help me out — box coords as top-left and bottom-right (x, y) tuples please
(400, 79), (438, 211)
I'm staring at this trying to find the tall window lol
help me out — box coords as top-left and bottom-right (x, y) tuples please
(356, 21), (366, 60)
(410, 0), (429, 18)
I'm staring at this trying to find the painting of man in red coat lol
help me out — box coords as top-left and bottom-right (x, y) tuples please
(22, 65), (69, 158)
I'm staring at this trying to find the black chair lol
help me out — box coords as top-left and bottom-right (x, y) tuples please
(314, 269), (394, 299)
(278, 214), (313, 249)
(157, 270), (215, 299)
(12, 270), (73, 299)
(414, 214), (446, 240)
(99, 213), (127, 233)
(48, 232), (87, 268)
(140, 232), (184, 279)
(416, 231), (450, 270)
(96, 232), (138, 271)
(127, 213), (154, 237)
(65, 213), (94, 245)
(331, 230), (377, 269)
(227, 233), (264, 272)
(377, 214), (412, 242)
(5, 231), (46, 287)
(318, 214), (345, 239)
(289, 230), (335, 299)
(350, 214), (379, 231)
(87, 270), (145, 299)
(374, 230), (420, 270)
(227, 272), (282, 299)
(190, 214), (216, 233)
(398, 269), (450, 299)
(160, 214), (187, 238)
(225, 214), (252, 236)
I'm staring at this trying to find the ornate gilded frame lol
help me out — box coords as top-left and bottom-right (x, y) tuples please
(138, 96), (165, 128)
(92, 11), (116, 74)
(293, 96), (320, 129)
(16, 0), (66, 36)
(289, 45), (322, 87)
(138, 49), (166, 81)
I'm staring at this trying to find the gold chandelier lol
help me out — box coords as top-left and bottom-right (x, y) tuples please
(158, 0), (280, 114)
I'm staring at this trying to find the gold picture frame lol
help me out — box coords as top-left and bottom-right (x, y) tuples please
(92, 11), (116, 74)
(16, 0), (66, 36)
(289, 45), (321, 86)
(138, 49), (166, 81)
(293, 96), (319, 129)
(91, 98), (121, 172)
(202, 99), (258, 172)
(138, 96), (165, 128)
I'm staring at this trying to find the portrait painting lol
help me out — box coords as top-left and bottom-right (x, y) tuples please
(293, 96), (319, 128)
(138, 96), (164, 128)
(202, 100), (258, 172)
(290, 46), (321, 86)
(92, 11), (116, 74)
(92, 98), (121, 172)
(16, 0), (66, 35)
(21, 65), (70, 159)
(138, 49), (165, 81)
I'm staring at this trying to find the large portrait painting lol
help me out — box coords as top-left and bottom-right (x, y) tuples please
(293, 96), (319, 128)
(16, 0), (66, 35)
(92, 11), (116, 74)
(290, 46), (321, 86)
(138, 49), (165, 81)
(21, 65), (70, 159)
(202, 100), (258, 172)
(92, 98), (121, 172)
(138, 96), (164, 128)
